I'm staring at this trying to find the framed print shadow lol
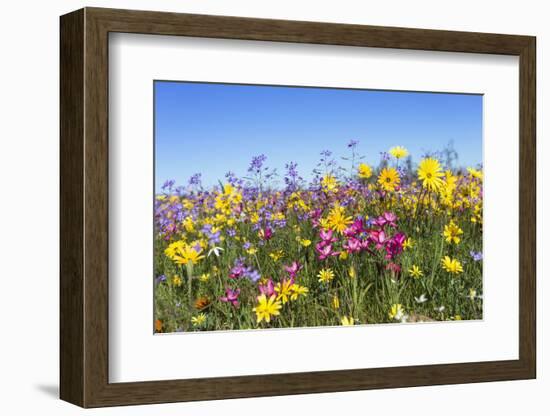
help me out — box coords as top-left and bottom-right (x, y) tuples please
(60, 7), (536, 408)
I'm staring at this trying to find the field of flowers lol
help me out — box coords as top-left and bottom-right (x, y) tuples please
(154, 142), (483, 333)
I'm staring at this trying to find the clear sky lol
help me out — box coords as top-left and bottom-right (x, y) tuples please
(154, 81), (482, 191)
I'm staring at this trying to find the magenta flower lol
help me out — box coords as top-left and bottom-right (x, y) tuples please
(343, 218), (364, 237)
(384, 212), (398, 227)
(393, 232), (406, 245)
(343, 227), (356, 238)
(260, 227), (273, 241)
(309, 209), (322, 227)
(385, 232), (406, 259)
(284, 261), (302, 278)
(259, 279), (275, 297)
(360, 239), (375, 255)
(219, 287), (240, 307)
(344, 237), (361, 253)
(369, 230), (387, 249)
(375, 212), (398, 228)
(316, 243), (340, 260)
(319, 228), (336, 243)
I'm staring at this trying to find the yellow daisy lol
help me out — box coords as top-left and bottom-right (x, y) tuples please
(408, 265), (423, 278)
(191, 313), (206, 326)
(317, 268), (335, 284)
(358, 163), (373, 179)
(441, 256), (463, 275)
(326, 204), (353, 234)
(389, 146), (409, 159)
(418, 158), (444, 191)
(378, 167), (400, 192)
(443, 220), (463, 244)
(253, 294), (282, 324)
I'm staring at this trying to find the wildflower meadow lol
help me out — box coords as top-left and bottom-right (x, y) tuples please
(154, 142), (483, 333)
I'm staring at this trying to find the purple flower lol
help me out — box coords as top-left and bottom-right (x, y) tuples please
(229, 258), (261, 282)
(225, 171), (242, 186)
(248, 154), (267, 173)
(220, 288), (240, 307)
(396, 165), (408, 178)
(161, 179), (175, 191)
(470, 251), (483, 261)
(284, 161), (303, 191)
(246, 268), (261, 282)
(201, 223), (221, 245)
(208, 230), (221, 244)
(188, 173), (202, 187)
(243, 241), (251, 250)
(347, 139), (359, 149)
(229, 267), (245, 279)
(229, 259), (246, 279)
(155, 274), (167, 284)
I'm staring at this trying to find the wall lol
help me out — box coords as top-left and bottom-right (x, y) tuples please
(0, 0), (545, 414)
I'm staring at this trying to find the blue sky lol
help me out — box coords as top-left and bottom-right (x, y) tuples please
(155, 81), (482, 191)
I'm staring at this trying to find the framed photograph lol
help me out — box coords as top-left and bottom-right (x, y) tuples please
(60, 7), (536, 407)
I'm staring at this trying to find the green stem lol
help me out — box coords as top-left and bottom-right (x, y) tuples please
(186, 262), (194, 307)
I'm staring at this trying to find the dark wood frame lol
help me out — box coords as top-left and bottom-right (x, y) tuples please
(60, 7), (536, 408)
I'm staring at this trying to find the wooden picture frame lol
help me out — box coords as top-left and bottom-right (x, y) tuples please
(60, 7), (536, 408)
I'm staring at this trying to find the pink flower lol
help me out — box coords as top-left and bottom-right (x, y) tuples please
(375, 212), (398, 228)
(309, 209), (322, 227)
(284, 261), (302, 278)
(319, 228), (336, 243)
(343, 227), (356, 237)
(369, 230), (387, 249)
(219, 287), (240, 307)
(360, 239), (369, 249)
(360, 239), (374, 254)
(344, 237), (361, 253)
(259, 279), (275, 297)
(316, 243), (340, 260)
(383, 212), (398, 227)
(385, 262), (402, 274)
